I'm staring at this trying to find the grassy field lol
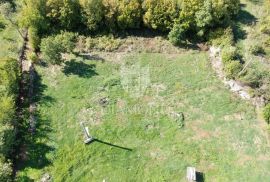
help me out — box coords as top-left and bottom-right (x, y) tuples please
(17, 51), (270, 181)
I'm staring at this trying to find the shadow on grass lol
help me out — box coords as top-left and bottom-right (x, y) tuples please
(233, 9), (257, 41)
(63, 60), (98, 78)
(236, 9), (257, 25)
(92, 139), (132, 151)
(76, 53), (105, 62)
(16, 71), (55, 171)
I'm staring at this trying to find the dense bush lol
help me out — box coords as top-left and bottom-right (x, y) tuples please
(41, 32), (77, 64)
(143, 0), (179, 32)
(178, 0), (240, 38)
(46, 0), (81, 30)
(84, 35), (121, 52)
(0, 58), (19, 182)
(79, 0), (105, 31)
(239, 69), (264, 88)
(117, 0), (142, 29)
(208, 27), (234, 47)
(103, 0), (119, 31)
(168, 24), (186, 46)
(28, 27), (40, 51)
(19, 0), (241, 47)
(221, 46), (239, 64)
(224, 60), (243, 79)
(20, 0), (48, 33)
(248, 44), (265, 55)
(263, 104), (270, 124)
(0, 159), (12, 182)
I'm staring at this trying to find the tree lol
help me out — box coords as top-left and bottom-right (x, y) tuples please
(0, 158), (12, 182)
(103, 0), (119, 31)
(117, 0), (142, 29)
(0, 58), (18, 182)
(46, 0), (82, 30)
(168, 23), (186, 46)
(19, 0), (48, 34)
(40, 32), (77, 64)
(79, 0), (105, 31)
(143, 0), (179, 32)
(0, 2), (24, 38)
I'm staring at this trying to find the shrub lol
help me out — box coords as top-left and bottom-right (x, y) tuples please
(168, 24), (186, 46)
(263, 104), (270, 124)
(117, 0), (142, 29)
(41, 32), (77, 64)
(85, 36), (121, 52)
(55, 32), (77, 53)
(103, 0), (119, 31)
(208, 27), (234, 47)
(40, 36), (64, 64)
(28, 26), (40, 51)
(0, 58), (19, 95)
(221, 46), (239, 64)
(239, 68), (264, 88)
(46, 0), (81, 30)
(248, 44), (265, 55)
(79, 0), (105, 31)
(224, 61), (243, 79)
(0, 159), (12, 182)
(19, 0), (49, 34)
(26, 51), (39, 63)
(143, 0), (179, 32)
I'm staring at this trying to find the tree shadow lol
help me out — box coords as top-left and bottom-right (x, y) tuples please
(76, 53), (105, 62)
(63, 60), (98, 78)
(33, 71), (56, 106)
(16, 71), (55, 171)
(235, 9), (257, 25)
(117, 28), (167, 39)
(232, 8), (257, 41)
(91, 139), (132, 151)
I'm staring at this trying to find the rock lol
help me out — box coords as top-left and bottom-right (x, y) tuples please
(40, 173), (51, 182)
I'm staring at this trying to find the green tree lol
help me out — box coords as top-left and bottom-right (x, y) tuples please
(19, 0), (48, 34)
(117, 0), (142, 29)
(168, 23), (186, 46)
(103, 0), (119, 31)
(0, 158), (12, 182)
(143, 0), (179, 32)
(0, 2), (24, 38)
(41, 32), (77, 64)
(46, 0), (81, 30)
(79, 0), (105, 31)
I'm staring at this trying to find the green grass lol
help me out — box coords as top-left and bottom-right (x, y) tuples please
(17, 52), (270, 181)
(0, 16), (23, 59)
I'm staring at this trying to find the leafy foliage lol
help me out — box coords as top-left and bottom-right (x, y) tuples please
(168, 24), (186, 46)
(79, 0), (105, 31)
(41, 32), (77, 64)
(46, 0), (81, 30)
(0, 58), (18, 182)
(263, 104), (270, 124)
(117, 0), (142, 29)
(143, 0), (179, 32)
(224, 60), (243, 79)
